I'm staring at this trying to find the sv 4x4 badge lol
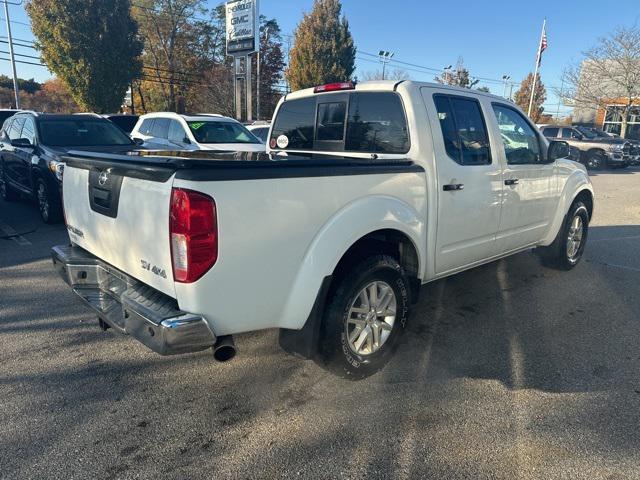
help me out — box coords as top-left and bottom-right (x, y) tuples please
(141, 260), (167, 279)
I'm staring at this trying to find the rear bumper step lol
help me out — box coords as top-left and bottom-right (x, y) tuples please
(51, 244), (216, 355)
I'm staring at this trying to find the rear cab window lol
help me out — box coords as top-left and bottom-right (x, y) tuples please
(270, 91), (410, 154)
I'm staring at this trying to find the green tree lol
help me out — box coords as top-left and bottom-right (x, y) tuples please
(26, 0), (142, 113)
(286, 0), (356, 91)
(514, 72), (547, 122)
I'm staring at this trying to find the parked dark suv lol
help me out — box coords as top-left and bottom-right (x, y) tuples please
(0, 112), (141, 223)
(540, 125), (630, 170)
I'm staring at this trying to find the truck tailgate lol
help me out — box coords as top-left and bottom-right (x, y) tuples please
(62, 158), (175, 297)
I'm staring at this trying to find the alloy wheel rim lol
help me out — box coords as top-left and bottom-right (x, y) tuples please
(345, 281), (396, 356)
(588, 155), (602, 169)
(37, 183), (49, 220)
(566, 215), (584, 260)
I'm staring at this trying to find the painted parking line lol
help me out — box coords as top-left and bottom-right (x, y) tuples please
(0, 219), (32, 246)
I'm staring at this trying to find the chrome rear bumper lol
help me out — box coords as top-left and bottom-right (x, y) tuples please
(51, 245), (216, 355)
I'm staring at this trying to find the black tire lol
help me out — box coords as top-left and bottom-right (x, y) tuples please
(537, 200), (589, 270)
(35, 178), (62, 224)
(0, 161), (19, 201)
(585, 151), (607, 170)
(319, 255), (411, 379)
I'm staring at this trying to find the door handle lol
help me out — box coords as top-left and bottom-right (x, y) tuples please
(443, 183), (464, 191)
(504, 178), (519, 186)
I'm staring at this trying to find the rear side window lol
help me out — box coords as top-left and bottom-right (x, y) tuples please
(346, 93), (409, 153)
(168, 120), (186, 143)
(271, 92), (409, 153)
(139, 118), (154, 135)
(542, 127), (559, 137)
(151, 118), (170, 139)
(434, 95), (491, 165)
(8, 117), (25, 140)
(270, 97), (316, 150)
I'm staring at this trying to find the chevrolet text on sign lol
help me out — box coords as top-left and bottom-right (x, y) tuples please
(226, 0), (255, 42)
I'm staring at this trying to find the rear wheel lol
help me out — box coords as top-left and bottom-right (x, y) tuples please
(537, 200), (589, 270)
(35, 178), (62, 224)
(586, 151), (606, 170)
(319, 255), (411, 379)
(0, 161), (18, 201)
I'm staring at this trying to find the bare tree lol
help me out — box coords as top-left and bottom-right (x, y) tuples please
(435, 57), (478, 88)
(360, 68), (409, 81)
(562, 26), (640, 138)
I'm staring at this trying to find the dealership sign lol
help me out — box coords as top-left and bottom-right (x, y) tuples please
(226, 0), (258, 55)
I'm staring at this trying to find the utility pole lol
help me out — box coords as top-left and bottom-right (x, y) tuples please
(256, 26), (269, 121)
(378, 51), (394, 80)
(3, 0), (20, 109)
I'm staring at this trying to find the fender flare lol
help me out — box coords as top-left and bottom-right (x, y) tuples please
(540, 173), (594, 246)
(278, 195), (425, 331)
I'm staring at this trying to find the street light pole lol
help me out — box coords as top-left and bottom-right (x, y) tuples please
(502, 75), (511, 98)
(3, 0), (20, 109)
(257, 26), (269, 121)
(378, 51), (394, 80)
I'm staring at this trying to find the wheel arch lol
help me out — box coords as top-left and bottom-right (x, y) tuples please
(278, 195), (425, 333)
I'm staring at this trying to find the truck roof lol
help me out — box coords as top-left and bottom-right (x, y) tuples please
(284, 80), (507, 103)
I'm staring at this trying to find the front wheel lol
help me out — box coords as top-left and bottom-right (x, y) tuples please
(537, 201), (589, 270)
(35, 178), (62, 224)
(319, 255), (411, 379)
(586, 151), (607, 170)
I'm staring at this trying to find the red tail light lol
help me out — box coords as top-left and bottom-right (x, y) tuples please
(313, 82), (355, 93)
(170, 188), (217, 283)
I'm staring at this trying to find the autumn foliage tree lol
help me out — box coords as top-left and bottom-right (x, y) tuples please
(286, 0), (356, 90)
(26, 0), (142, 113)
(514, 73), (547, 122)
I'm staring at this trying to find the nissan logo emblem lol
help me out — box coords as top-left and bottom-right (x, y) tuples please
(98, 171), (109, 186)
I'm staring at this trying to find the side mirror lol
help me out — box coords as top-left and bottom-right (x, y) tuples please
(132, 137), (144, 146)
(548, 140), (570, 161)
(11, 138), (33, 148)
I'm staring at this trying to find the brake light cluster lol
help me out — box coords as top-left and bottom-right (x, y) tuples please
(170, 188), (217, 283)
(313, 82), (355, 93)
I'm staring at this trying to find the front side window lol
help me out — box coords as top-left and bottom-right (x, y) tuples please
(39, 119), (134, 147)
(316, 102), (346, 141)
(151, 118), (170, 139)
(21, 117), (36, 144)
(492, 104), (542, 165)
(168, 120), (187, 144)
(345, 92), (409, 153)
(434, 95), (491, 165)
(187, 121), (260, 144)
(270, 97), (316, 150)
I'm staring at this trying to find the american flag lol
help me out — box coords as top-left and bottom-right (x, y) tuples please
(537, 26), (548, 66)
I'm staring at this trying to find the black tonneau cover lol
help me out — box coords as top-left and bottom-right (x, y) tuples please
(62, 150), (423, 183)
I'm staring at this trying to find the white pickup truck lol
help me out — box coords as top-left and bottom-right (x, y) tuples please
(52, 81), (594, 379)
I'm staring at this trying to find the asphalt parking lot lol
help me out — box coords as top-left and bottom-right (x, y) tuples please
(1, 168), (640, 480)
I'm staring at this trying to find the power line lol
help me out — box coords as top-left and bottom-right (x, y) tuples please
(0, 56), (46, 67)
(0, 16), (30, 27)
(0, 49), (40, 60)
(0, 38), (37, 50)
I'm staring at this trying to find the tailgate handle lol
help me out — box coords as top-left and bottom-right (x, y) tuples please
(88, 169), (124, 218)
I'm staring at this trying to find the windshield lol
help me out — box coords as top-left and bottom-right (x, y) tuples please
(575, 126), (597, 139)
(39, 119), (134, 147)
(187, 121), (260, 144)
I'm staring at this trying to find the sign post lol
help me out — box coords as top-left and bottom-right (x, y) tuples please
(226, 0), (259, 123)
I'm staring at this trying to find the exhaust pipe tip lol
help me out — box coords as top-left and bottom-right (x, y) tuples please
(213, 335), (236, 362)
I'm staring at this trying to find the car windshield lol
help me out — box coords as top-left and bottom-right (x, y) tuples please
(187, 121), (260, 144)
(575, 126), (598, 139)
(39, 119), (134, 146)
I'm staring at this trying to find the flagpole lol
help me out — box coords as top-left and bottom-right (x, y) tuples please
(527, 18), (546, 117)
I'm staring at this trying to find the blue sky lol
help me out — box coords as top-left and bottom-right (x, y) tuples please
(2, 0), (640, 116)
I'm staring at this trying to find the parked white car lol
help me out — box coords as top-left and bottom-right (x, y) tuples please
(246, 122), (270, 143)
(130, 112), (265, 152)
(53, 80), (593, 379)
